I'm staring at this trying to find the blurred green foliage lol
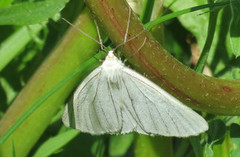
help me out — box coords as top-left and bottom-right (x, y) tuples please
(0, 0), (240, 157)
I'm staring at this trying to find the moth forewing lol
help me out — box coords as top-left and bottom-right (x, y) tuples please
(121, 67), (208, 136)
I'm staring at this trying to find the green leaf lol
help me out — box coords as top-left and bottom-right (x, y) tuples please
(91, 138), (106, 157)
(163, 0), (235, 77)
(140, 0), (155, 23)
(0, 0), (13, 8)
(232, 68), (240, 80)
(194, 0), (220, 73)
(33, 129), (80, 157)
(205, 119), (227, 157)
(190, 136), (204, 157)
(208, 6), (235, 77)
(0, 24), (44, 71)
(229, 0), (240, 57)
(11, 140), (16, 157)
(0, 0), (69, 25)
(163, 0), (210, 49)
(0, 77), (17, 105)
(208, 120), (226, 143)
(134, 135), (173, 157)
(109, 134), (134, 156)
(230, 124), (240, 157)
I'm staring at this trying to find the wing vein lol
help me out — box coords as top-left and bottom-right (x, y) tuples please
(128, 77), (171, 134)
(88, 72), (104, 132)
(107, 80), (121, 132)
(121, 76), (151, 134)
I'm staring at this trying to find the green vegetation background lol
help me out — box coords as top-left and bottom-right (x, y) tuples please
(0, 0), (240, 157)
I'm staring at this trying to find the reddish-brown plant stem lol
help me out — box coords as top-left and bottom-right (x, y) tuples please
(85, 0), (240, 115)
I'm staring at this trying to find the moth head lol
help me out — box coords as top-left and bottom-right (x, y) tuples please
(106, 50), (117, 60)
(101, 50), (124, 75)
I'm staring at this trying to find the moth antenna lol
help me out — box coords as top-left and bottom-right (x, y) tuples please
(124, 36), (147, 60)
(114, 29), (146, 51)
(137, 37), (147, 52)
(123, 5), (132, 44)
(62, 17), (107, 50)
(94, 19), (105, 50)
(113, 4), (147, 52)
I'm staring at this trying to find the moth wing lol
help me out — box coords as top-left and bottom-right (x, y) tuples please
(62, 67), (102, 133)
(121, 67), (208, 137)
(62, 67), (123, 135)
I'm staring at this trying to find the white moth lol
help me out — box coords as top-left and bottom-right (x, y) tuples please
(62, 50), (208, 137)
(62, 6), (208, 137)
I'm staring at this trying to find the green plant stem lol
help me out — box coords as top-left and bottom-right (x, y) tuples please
(195, 0), (220, 73)
(189, 136), (203, 157)
(85, 0), (240, 115)
(0, 8), (100, 157)
(145, 0), (229, 30)
(140, 0), (155, 23)
(175, 139), (190, 157)
(134, 134), (173, 157)
(0, 53), (103, 145)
